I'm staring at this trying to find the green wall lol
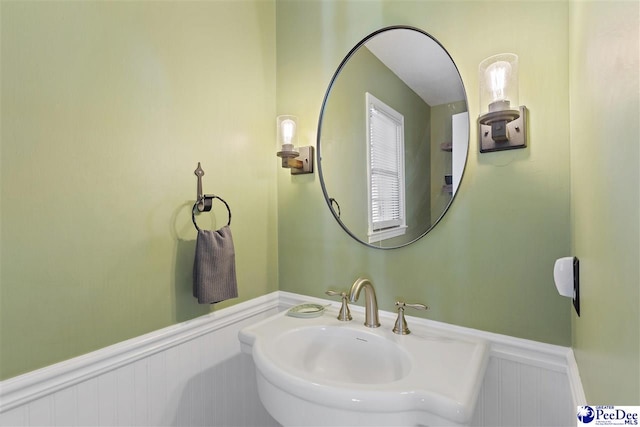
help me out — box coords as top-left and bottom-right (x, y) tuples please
(569, 1), (640, 404)
(0, 1), (277, 380)
(277, 0), (572, 346)
(2, 0), (636, 405)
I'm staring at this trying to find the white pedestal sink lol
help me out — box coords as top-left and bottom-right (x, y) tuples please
(239, 304), (489, 427)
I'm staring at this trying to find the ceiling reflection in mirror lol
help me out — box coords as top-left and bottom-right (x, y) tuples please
(317, 26), (469, 249)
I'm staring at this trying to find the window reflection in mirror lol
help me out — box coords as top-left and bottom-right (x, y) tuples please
(366, 92), (407, 243)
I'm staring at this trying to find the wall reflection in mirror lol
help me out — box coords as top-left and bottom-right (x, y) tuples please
(317, 26), (469, 249)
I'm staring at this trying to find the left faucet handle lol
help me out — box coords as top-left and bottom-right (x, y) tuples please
(325, 290), (352, 321)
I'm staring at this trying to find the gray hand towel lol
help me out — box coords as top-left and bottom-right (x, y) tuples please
(193, 225), (238, 304)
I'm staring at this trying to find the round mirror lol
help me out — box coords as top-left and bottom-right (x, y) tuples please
(317, 26), (469, 249)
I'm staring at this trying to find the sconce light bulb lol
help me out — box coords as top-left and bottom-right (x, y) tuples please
(281, 119), (296, 146)
(485, 60), (512, 103)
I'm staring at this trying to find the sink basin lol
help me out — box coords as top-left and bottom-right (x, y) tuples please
(239, 304), (489, 427)
(273, 326), (411, 384)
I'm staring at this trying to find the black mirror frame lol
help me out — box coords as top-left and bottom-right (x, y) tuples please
(317, 25), (469, 249)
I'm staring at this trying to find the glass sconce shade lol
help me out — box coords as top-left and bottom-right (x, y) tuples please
(277, 115), (298, 152)
(478, 53), (519, 124)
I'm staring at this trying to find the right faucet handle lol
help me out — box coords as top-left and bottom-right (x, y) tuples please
(393, 301), (428, 335)
(325, 290), (352, 321)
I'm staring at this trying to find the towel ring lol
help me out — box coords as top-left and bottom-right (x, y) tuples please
(192, 195), (232, 232)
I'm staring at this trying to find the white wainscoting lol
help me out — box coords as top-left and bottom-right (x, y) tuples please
(0, 293), (282, 427)
(1, 291), (584, 427)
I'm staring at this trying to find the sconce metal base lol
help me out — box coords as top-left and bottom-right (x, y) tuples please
(479, 106), (527, 153)
(289, 146), (314, 175)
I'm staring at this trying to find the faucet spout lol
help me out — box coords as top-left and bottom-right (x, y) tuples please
(349, 277), (380, 328)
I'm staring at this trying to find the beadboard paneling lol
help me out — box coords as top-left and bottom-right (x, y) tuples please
(471, 357), (573, 426)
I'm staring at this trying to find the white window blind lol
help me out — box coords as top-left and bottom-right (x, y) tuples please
(366, 93), (406, 243)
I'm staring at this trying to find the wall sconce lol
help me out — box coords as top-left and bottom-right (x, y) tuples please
(478, 53), (527, 153)
(276, 115), (313, 174)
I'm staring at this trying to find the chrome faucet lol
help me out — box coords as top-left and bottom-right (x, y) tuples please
(349, 277), (380, 328)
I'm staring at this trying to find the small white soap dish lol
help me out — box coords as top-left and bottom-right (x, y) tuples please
(286, 303), (327, 318)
